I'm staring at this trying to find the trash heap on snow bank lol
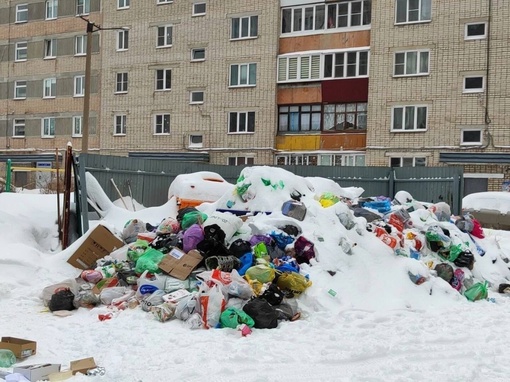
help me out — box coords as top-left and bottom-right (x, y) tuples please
(42, 166), (510, 332)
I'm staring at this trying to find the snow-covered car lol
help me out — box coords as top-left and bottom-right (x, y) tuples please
(462, 191), (510, 230)
(168, 171), (234, 208)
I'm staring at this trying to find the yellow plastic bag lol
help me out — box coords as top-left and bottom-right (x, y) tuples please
(276, 272), (312, 297)
(245, 264), (276, 284)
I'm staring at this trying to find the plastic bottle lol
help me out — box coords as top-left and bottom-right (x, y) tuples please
(0, 349), (16, 368)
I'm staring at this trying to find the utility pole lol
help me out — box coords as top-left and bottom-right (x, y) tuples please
(82, 20), (94, 154)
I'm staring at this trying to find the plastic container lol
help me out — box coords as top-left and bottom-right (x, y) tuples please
(0, 349), (16, 368)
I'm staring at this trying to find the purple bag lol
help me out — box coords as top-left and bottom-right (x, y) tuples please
(249, 234), (273, 247)
(183, 224), (204, 253)
(293, 236), (316, 264)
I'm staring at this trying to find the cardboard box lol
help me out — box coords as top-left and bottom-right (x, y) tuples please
(67, 225), (124, 270)
(0, 337), (36, 358)
(14, 364), (61, 381)
(158, 249), (203, 280)
(48, 357), (97, 381)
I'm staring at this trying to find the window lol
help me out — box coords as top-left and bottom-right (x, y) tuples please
(228, 156), (254, 166)
(190, 91), (204, 104)
(155, 69), (171, 91)
(118, 0), (130, 9)
(392, 105), (428, 131)
(75, 35), (87, 55)
(395, 0), (431, 24)
(15, 42), (27, 62)
(41, 117), (55, 137)
(324, 51), (369, 78)
(157, 0), (172, 3)
(76, 0), (90, 15)
(45, 0), (58, 20)
(281, 1), (371, 35)
(44, 39), (57, 59)
(13, 119), (25, 137)
(323, 103), (367, 131)
(74, 75), (85, 97)
(14, 81), (27, 99)
(43, 78), (56, 98)
(463, 76), (484, 93)
(276, 153), (365, 166)
(278, 105), (321, 132)
(465, 22), (487, 40)
(154, 114), (170, 134)
(72, 116), (82, 137)
(390, 157), (426, 167)
(278, 54), (321, 82)
(461, 129), (482, 145)
(192, 3), (206, 16)
(117, 30), (129, 51)
(115, 72), (128, 93)
(157, 25), (173, 48)
(394, 50), (429, 76)
(191, 48), (205, 61)
(231, 15), (258, 39)
(228, 111), (255, 133)
(114, 115), (127, 135)
(189, 135), (203, 148)
(230, 63), (257, 87)
(16, 4), (28, 23)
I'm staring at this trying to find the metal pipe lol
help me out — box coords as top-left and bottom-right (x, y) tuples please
(82, 21), (94, 154)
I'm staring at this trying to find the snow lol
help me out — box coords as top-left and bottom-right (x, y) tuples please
(463, 191), (510, 214)
(2, 168), (510, 381)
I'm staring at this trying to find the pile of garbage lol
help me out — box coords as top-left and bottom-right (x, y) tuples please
(41, 166), (510, 333)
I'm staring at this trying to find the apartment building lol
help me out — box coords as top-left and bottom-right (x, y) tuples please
(275, 0), (371, 166)
(367, 0), (510, 192)
(0, 0), (102, 186)
(99, 0), (279, 165)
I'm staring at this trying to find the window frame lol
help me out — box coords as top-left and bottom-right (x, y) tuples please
(155, 69), (172, 91)
(157, 0), (173, 4)
(395, 0), (431, 25)
(115, 72), (128, 94)
(322, 102), (367, 132)
(189, 134), (203, 148)
(41, 117), (56, 138)
(43, 77), (56, 99)
(465, 22), (487, 40)
(154, 114), (171, 135)
(74, 75), (85, 97)
(231, 15), (259, 40)
(323, 50), (369, 79)
(391, 105), (428, 132)
(156, 25), (173, 48)
(74, 35), (86, 56)
(76, 0), (90, 16)
(228, 156), (255, 166)
(15, 42), (28, 62)
(44, 38), (57, 59)
(72, 116), (82, 137)
(118, 0), (130, 9)
(192, 2), (206, 16)
(15, 4), (28, 23)
(393, 50), (429, 77)
(191, 48), (205, 61)
(461, 129), (482, 146)
(14, 80), (27, 100)
(278, 104), (322, 133)
(389, 156), (427, 167)
(45, 0), (58, 20)
(190, 91), (204, 104)
(228, 111), (255, 134)
(229, 63), (257, 87)
(114, 114), (127, 136)
(117, 29), (129, 51)
(463, 75), (485, 93)
(13, 119), (26, 138)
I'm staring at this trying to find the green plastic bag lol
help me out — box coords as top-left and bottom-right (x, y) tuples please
(245, 264), (276, 284)
(447, 244), (463, 262)
(253, 242), (269, 261)
(127, 239), (149, 262)
(220, 307), (255, 329)
(464, 281), (488, 301)
(135, 247), (165, 274)
(181, 211), (207, 230)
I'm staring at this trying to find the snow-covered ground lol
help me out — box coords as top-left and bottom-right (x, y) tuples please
(1, 168), (510, 382)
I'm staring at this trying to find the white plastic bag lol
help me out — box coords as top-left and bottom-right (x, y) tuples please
(227, 269), (253, 300)
(41, 279), (79, 307)
(199, 283), (226, 329)
(203, 211), (243, 242)
(99, 286), (129, 305)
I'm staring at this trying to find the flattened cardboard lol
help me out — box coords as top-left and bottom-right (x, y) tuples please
(158, 249), (203, 280)
(0, 337), (36, 358)
(14, 363), (61, 382)
(48, 357), (97, 381)
(67, 225), (124, 270)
